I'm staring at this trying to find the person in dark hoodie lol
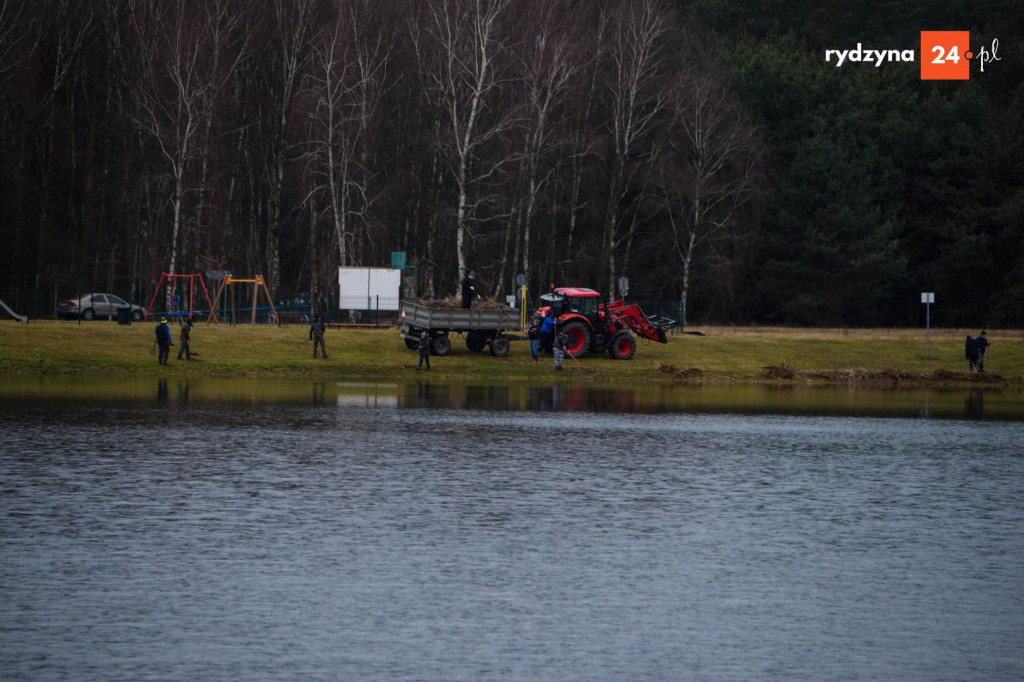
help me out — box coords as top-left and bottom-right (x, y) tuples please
(177, 316), (194, 361)
(965, 334), (978, 371)
(975, 331), (990, 373)
(310, 315), (328, 359)
(461, 271), (479, 309)
(417, 331), (431, 371)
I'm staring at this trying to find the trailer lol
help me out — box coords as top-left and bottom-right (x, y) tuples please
(397, 300), (522, 357)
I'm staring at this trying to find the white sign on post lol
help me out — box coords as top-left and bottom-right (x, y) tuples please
(921, 292), (935, 356)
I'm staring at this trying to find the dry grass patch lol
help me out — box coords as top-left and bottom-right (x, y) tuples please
(762, 363), (798, 380)
(656, 362), (704, 380)
(416, 296), (509, 310)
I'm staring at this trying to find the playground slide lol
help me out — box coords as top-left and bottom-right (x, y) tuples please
(0, 298), (28, 323)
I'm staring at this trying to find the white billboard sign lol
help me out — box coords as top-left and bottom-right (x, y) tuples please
(338, 267), (402, 311)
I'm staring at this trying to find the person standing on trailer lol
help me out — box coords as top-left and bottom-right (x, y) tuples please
(155, 317), (173, 365)
(417, 331), (431, 371)
(310, 315), (328, 359)
(461, 271), (479, 309)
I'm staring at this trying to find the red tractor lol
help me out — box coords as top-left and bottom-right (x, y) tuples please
(536, 287), (674, 360)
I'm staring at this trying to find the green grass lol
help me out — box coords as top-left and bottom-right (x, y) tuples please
(0, 320), (1021, 386)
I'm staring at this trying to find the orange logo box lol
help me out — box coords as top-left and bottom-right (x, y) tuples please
(921, 31), (971, 80)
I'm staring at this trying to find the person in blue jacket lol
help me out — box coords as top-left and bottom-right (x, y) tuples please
(155, 317), (173, 365)
(539, 310), (556, 356)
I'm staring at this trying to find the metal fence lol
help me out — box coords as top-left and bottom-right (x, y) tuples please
(0, 286), (60, 320)
(1, 286), (685, 331)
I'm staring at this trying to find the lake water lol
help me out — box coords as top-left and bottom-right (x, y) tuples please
(2, 377), (1023, 681)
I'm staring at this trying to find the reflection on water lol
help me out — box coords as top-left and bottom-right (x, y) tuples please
(2, 375), (1023, 420)
(1, 376), (1023, 681)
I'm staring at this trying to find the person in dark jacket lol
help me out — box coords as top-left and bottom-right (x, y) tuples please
(177, 316), (193, 360)
(155, 317), (173, 365)
(975, 331), (990, 373)
(417, 331), (431, 370)
(310, 315), (328, 359)
(461, 271), (478, 309)
(965, 335), (979, 371)
(528, 313), (542, 362)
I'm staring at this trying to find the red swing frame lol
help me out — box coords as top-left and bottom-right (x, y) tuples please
(144, 272), (219, 325)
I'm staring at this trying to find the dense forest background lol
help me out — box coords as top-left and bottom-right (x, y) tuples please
(0, 0), (1020, 326)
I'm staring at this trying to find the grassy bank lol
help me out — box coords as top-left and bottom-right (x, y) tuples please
(0, 320), (1021, 386)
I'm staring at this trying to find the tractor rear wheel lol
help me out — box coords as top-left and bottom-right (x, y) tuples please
(466, 331), (486, 352)
(431, 334), (451, 356)
(489, 336), (510, 357)
(560, 321), (590, 358)
(607, 330), (636, 360)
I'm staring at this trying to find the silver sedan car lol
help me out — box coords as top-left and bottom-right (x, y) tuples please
(58, 293), (146, 321)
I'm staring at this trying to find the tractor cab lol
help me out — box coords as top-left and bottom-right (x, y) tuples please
(553, 288), (603, 327)
(538, 292), (567, 317)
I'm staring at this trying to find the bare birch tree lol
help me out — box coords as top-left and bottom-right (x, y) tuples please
(492, 0), (579, 298)
(30, 0), (94, 291)
(136, 0), (245, 307)
(413, 0), (518, 290)
(661, 62), (763, 326)
(556, 6), (607, 287)
(191, 0), (249, 273)
(599, 0), (669, 298)
(305, 0), (391, 274)
(263, 0), (318, 294)
(0, 0), (27, 90)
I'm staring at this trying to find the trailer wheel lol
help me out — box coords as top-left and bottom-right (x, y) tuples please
(404, 337), (419, 351)
(560, 321), (590, 358)
(466, 331), (486, 352)
(489, 336), (510, 357)
(607, 330), (636, 360)
(431, 334), (451, 356)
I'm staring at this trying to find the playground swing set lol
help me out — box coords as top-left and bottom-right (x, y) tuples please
(207, 275), (279, 326)
(145, 273), (218, 324)
(144, 272), (279, 326)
